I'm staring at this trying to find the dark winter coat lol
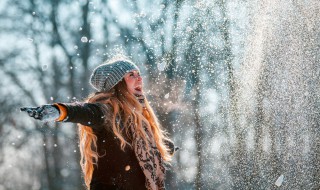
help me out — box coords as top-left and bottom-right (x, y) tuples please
(57, 102), (147, 190)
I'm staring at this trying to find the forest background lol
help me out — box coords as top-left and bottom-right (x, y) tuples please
(0, 0), (319, 189)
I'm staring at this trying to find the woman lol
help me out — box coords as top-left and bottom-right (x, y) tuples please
(21, 58), (176, 190)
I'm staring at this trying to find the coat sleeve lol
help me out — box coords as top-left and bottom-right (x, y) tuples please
(54, 102), (113, 130)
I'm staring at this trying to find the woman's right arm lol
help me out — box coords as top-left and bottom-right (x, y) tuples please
(55, 102), (112, 128)
(21, 102), (112, 129)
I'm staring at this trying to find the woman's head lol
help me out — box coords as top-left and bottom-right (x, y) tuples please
(123, 70), (143, 96)
(90, 58), (142, 95)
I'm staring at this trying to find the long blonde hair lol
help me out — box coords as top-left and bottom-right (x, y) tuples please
(78, 80), (172, 189)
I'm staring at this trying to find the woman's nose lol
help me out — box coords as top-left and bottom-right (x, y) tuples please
(137, 75), (142, 81)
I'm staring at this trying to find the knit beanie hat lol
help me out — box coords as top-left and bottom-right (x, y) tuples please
(90, 59), (140, 92)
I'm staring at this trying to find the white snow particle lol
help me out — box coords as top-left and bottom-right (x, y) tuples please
(275, 174), (284, 187)
(157, 62), (167, 71)
(81, 36), (88, 43)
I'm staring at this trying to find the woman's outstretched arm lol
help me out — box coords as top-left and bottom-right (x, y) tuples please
(21, 102), (112, 129)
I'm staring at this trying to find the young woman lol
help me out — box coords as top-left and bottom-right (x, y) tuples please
(21, 58), (176, 190)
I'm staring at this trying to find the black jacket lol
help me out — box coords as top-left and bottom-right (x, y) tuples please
(58, 102), (147, 190)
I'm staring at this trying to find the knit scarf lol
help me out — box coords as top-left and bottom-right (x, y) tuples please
(131, 95), (166, 190)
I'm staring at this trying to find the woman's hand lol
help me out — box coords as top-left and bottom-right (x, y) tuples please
(20, 105), (60, 122)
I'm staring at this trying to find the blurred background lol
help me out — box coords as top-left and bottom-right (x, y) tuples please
(0, 0), (319, 189)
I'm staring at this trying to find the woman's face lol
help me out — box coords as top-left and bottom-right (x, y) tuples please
(124, 70), (143, 96)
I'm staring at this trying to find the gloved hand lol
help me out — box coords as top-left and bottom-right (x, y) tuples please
(164, 139), (180, 155)
(20, 105), (60, 122)
(135, 94), (146, 108)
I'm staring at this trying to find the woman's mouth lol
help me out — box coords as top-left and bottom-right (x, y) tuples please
(134, 85), (142, 92)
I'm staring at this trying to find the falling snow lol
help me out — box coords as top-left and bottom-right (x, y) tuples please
(81, 36), (88, 43)
(0, 0), (319, 189)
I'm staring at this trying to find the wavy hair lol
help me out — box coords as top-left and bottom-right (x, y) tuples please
(78, 80), (172, 189)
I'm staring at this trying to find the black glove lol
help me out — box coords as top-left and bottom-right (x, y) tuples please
(20, 105), (60, 122)
(164, 139), (180, 155)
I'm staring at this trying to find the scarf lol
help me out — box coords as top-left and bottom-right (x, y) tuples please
(132, 94), (166, 190)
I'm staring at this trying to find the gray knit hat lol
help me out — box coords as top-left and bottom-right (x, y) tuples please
(90, 59), (140, 91)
